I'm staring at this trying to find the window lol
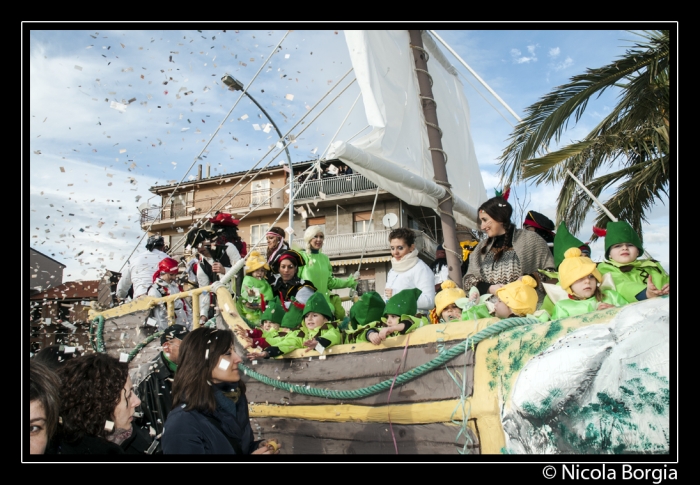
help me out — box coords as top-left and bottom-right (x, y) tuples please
(353, 211), (375, 233)
(250, 224), (269, 246)
(251, 180), (271, 207)
(168, 234), (187, 259)
(307, 216), (326, 233)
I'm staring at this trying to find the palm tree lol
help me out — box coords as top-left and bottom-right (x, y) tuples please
(498, 30), (670, 241)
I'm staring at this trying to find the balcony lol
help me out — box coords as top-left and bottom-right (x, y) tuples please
(294, 174), (381, 201)
(292, 229), (438, 261)
(140, 189), (277, 230)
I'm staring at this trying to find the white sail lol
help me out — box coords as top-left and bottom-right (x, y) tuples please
(328, 30), (488, 229)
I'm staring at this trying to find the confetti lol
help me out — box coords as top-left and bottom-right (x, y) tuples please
(285, 94), (294, 101)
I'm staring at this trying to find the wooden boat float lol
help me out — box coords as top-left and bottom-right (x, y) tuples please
(89, 287), (671, 455)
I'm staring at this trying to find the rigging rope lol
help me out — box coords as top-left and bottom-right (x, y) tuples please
(166, 72), (357, 257)
(120, 31), (291, 271)
(239, 316), (540, 400)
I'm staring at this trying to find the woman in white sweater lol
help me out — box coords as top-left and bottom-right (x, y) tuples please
(384, 228), (436, 314)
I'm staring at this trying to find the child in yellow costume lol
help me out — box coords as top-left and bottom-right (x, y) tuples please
(551, 248), (629, 320)
(240, 251), (274, 324)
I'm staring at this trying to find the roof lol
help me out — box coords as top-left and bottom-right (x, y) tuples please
(29, 280), (101, 301)
(149, 158), (334, 191)
(29, 247), (67, 268)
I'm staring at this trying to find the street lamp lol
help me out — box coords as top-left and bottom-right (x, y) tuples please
(222, 74), (294, 235)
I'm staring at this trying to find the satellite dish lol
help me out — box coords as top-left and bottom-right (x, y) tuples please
(382, 213), (398, 228)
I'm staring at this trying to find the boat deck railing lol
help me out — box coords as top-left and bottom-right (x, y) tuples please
(294, 173), (381, 200)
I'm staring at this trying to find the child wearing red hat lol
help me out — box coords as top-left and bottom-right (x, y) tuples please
(148, 257), (192, 330)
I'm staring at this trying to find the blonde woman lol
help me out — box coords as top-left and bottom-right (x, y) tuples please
(298, 226), (358, 318)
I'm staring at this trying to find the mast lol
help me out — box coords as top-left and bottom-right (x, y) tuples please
(408, 30), (463, 287)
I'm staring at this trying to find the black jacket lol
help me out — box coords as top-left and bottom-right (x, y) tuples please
(133, 352), (175, 442)
(162, 383), (256, 454)
(49, 425), (156, 455)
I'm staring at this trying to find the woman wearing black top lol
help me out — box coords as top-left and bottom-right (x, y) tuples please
(271, 249), (317, 304)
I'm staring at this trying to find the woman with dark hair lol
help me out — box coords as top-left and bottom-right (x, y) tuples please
(162, 327), (279, 454)
(53, 353), (155, 454)
(33, 344), (82, 370)
(271, 249), (317, 304)
(463, 196), (555, 305)
(523, 210), (556, 253)
(265, 226), (290, 284)
(384, 227), (435, 314)
(29, 361), (61, 454)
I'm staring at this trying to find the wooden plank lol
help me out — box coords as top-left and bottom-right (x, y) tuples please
(244, 362), (473, 405)
(249, 417), (480, 454)
(237, 340), (473, 383)
(101, 310), (161, 370)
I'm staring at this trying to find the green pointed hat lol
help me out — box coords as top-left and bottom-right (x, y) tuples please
(301, 291), (334, 321)
(260, 297), (285, 325)
(349, 291), (385, 327)
(281, 300), (305, 329)
(553, 222), (590, 269)
(604, 220), (643, 259)
(384, 288), (421, 317)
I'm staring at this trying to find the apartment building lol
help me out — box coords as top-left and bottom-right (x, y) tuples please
(139, 159), (475, 302)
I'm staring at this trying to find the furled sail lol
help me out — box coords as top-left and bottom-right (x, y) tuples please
(328, 30), (488, 229)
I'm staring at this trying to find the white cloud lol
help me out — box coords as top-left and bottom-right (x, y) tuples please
(552, 56), (573, 71)
(510, 45), (538, 64)
(549, 47), (560, 58)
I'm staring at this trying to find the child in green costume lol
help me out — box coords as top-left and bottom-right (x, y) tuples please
(246, 292), (342, 358)
(365, 288), (429, 345)
(551, 248), (629, 320)
(240, 251), (274, 324)
(298, 291), (343, 353)
(596, 221), (670, 302)
(236, 297), (287, 351)
(341, 291), (385, 344)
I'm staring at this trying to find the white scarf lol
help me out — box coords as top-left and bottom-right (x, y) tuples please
(391, 248), (420, 273)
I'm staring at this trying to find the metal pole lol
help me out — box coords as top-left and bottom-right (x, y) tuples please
(566, 169), (654, 260)
(408, 30), (463, 287)
(237, 92), (295, 233)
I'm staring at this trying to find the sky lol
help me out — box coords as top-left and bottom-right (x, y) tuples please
(26, 25), (673, 284)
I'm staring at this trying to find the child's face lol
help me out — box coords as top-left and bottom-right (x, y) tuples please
(609, 243), (639, 264)
(252, 268), (266, 279)
(385, 314), (401, 326)
(570, 274), (598, 299)
(262, 320), (279, 332)
(304, 312), (328, 329)
(493, 296), (512, 319)
(441, 303), (462, 322)
(161, 272), (176, 283)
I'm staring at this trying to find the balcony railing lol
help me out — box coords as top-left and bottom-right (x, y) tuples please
(294, 174), (379, 200)
(140, 190), (272, 227)
(292, 229), (438, 259)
